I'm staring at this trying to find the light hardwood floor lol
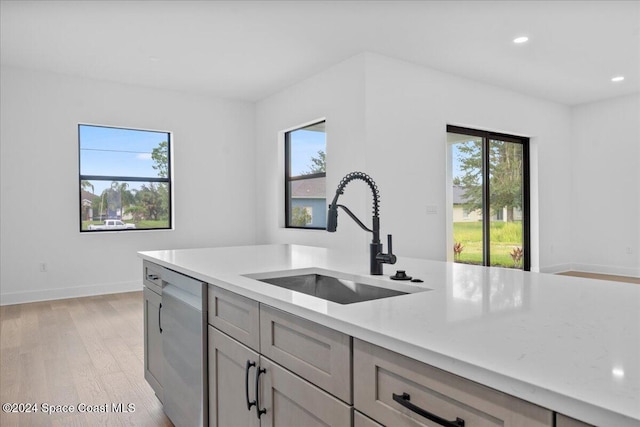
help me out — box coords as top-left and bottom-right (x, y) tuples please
(556, 271), (640, 285)
(0, 291), (172, 427)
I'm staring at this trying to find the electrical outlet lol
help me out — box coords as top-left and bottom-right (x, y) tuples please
(39, 263), (47, 272)
(626, 247), (633, 255)
(426, 205), (437, 215)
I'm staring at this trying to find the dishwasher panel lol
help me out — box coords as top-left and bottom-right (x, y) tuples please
(162, 283), (206, 427)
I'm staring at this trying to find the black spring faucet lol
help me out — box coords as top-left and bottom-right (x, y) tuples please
(326, 172), (397, 275)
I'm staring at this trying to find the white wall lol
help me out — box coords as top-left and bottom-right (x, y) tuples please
(570, 94), (640, 277)
(0, 66), (257, 304)
(255, 52), (574, 272)
(254, 54), (371, 254)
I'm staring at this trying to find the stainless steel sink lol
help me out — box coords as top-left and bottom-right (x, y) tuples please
(253, 272), (423, 305)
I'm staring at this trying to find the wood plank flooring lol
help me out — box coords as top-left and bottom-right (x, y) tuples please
(0, 291), (172, 427)
(556, 271), (640, 285)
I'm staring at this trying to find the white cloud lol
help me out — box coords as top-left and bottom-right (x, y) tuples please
(137, 153), (152, 160)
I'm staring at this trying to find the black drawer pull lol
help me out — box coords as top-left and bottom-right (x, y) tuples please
(255, 366), (267, 419)
(158, 303), (163, 334)
(147, 274), (160, 281)
(245, 360), (256, 410)
(392, 392), (465, 427)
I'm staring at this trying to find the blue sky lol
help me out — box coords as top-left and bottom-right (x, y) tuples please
(81, 125), (325, 196)
(289, 129), (326, 176)
(79, 125), (168, 195)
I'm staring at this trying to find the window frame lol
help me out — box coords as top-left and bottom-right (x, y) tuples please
(78, 123), (173, 233)
(284, 120), (326, 230)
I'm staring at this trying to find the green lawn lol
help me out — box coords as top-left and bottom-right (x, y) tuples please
(453, 221), (523, 268)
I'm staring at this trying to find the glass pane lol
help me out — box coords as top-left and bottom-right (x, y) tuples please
(79, 125), (169, 178)
(449, 133), (483, 265)
(288, 122), (326, 177)
(80, 179), (170, 231)
(287, 177), (327, 228)
(489, 140), (524, 269)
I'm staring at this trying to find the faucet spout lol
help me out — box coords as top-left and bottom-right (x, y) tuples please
(326, 172), (396, 275)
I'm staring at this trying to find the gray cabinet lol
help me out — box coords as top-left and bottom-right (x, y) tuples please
(209, 324), (351, 427)
(354, 411), (383, 427)
(208, 285), (352, 426)
(353, 338), (553, 427)
(259, 356), (351, 427)
(143, 285), (163, 402)
(259, 304), (351, 403)
(143, 261), (207, 427)
(208, 326), (259, 427)
(555, 414), (594, 427)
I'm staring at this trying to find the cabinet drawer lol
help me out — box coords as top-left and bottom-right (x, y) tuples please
(260, 304), (352, 403)
(259, 356), (352, 427)
(143, 261), (164, 294)
(354, 339), (553, 427)
(208, 286), (260, 351)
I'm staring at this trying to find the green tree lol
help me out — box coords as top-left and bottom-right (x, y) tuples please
(135, 183), (165, 220)
(152, 141), (168, 178)
(455, 140), (483, 213)
(81, 180), (94, 194)
(489, 141), (522, 222)
(455, 140), (523, 221)
(303, 150), (326, 174)
(151, 141), (169, 219)
(291, 206), (312, 226)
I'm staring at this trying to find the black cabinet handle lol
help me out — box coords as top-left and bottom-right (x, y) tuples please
(158, 303), (163, 334)
(147, 274), (160, 281)
(245, 360), (256, 410)
(392, 393), (465, 427)
(255, 366), (267, 419)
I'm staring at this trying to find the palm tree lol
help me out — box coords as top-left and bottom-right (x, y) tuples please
(81, 180), (94, 195)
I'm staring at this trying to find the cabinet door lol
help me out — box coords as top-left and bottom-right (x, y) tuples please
(555, 414), (594, 427)
(354, 410), (383, 427)
(258, 356), (352, 427)
(143, 286), (163, 402)
(209, 327), (260, 427)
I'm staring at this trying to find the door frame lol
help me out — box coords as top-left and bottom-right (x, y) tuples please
(447, 125), (531, 271)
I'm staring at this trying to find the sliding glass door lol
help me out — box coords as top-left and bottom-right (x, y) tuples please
(448, 126), (530, 270)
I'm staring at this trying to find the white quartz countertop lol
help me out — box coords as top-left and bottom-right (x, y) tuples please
(138, 244), (639, 426)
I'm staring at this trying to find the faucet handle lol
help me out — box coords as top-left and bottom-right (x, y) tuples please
(386, 234), (397, 264)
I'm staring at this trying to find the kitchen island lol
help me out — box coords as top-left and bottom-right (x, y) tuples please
(139, 244), (639, 427)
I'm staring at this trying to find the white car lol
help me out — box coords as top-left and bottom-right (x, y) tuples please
(88, 219), (136, 230)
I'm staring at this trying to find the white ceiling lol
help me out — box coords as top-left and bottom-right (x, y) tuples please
(1, 0), (638, 105)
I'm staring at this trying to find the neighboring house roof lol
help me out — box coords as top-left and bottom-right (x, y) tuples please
(81, 189), (97, 203)
(452, 185), (474, 205)
(291, 177), (325, 198)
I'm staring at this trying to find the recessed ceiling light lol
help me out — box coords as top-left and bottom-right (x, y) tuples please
(513, 36), (529, 44)
(611, 76), (625, 82)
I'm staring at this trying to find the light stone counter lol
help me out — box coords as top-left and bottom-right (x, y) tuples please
(139, 244), (639, 427)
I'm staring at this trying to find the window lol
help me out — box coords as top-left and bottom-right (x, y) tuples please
(285, 121), (326, 229)
(79, 124), (172, 232)
(448, 125), (530, 270)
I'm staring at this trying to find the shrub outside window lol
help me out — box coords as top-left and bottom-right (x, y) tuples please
(285, 121), (326, 229)
(79, 124), (172, 232)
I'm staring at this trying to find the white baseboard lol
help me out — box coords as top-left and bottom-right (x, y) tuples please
(0, 280), (143, 306)
(539, 263), (573, 274)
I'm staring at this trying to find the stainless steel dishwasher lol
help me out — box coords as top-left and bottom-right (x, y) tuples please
(161, 269), (207, 427)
